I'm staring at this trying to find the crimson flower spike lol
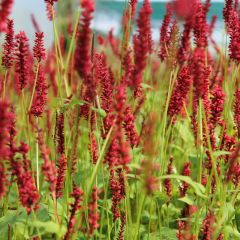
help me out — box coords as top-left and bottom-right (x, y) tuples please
(44, 0), (58, 6)
(31, 14), (41, 33)
(167, 66), (192, 121)
(74, 0), (95, 79)
(159, 3), (172, 61)
(234, 89), (240, 138)
(64, 185), (84, 240)
(0, 0), (14, 32)
(30, 66), (48, 117)
(2, 19), (14, 69)
(15, 31), (30, 91)
(33, 32), (46, 63)
(131, 0), (152, 94)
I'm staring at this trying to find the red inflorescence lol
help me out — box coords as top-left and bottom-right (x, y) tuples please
(88, 186), (100, 236)
(30, 66), (48, 117)
(159, 3), (172, 61)
(191, 47), (211, 114)
(89, 131), (98, 164)
(201, 211), (216, 240)
(192, 1), (208, 48)
(0, 162), (7, 198)
(223, 0), (234, 29)
(0, 0), (14, 32)
(31, 14), (41, 33)
(64, 185), (84, 240)
(74, 0), (95, 79)
(131, 0), (152, 92)
(118, 212), (126, 240)
(234, 89), (240, 138)
(56, 111), (65, 155)
(123, 106), (139, 147)
(56, 154), (67, 198)
(33, 32), (46, 63)
(0, 100), (14, 159)
(180, 162), (191, 197)
(168, 66), (192, 120)
(2, 19), (14, 69)
(38, 129), (57, 194)
(164, 157), (173, 199)
(109, 169), (122, 221)
(44, 0), (58, 6)
(15, 31), (30, 91)
(177, 19), (192, 64)
(209, 85), (225, 128)
(228, 9), (240, 62)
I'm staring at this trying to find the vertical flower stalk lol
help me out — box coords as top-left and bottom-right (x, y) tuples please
(38, 129), (57, 196)
(159, 3), (172, 61)
(88, 186), (100, 236)
(15, 31), (30, 92)
(64, 185), (84, 240)
(74, 0), (95, 79)
(2, 19), (14, 99)
(0, 0), (14, 32)
(167, 66), (192, 121)
(131, 0), (152, 96)
(2, 19), (14, 69)
(234, 89), (240, 138)
(179, 162), (191, 197)
(56, 154), (67, 198)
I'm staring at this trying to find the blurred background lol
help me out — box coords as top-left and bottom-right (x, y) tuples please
(10, 0), (225, 48)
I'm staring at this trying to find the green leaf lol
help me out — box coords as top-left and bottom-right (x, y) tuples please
(158, 175), (207, 199)
(141, 83), (153, 90)
(28, 221), (66, 237)
(178, 195), (195, 206)
(90, 106), (106, 118)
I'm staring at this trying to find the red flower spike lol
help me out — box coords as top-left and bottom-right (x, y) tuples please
(109, 170), (121, 221)
(234, 89), (240, 138)
(123, 106), (139, 147)
(223, 0), (233, 29)
(88, 186), (100, 236)
(56, 111), (65, 155)
(2, 19), (14, 69)
(30, 66), (48, 117)
(164, 157), (173, 199)
(201, 211), (216, 240)
(118, 212), (126, 240)
(56, 154), (67, 198)
(159, 4), (172, 61)
(131, 0), (152, 93)
(0, 162), (7, 198)
(0, 100), (13, 159)
(33, 32), (46, 62)
(31, 14), (41, 33)
(180, 162), (191, 197)
(38, 129), (57, 194)
(89, 131), (98, 164)
(177, 19), (192, 64)
(193, 2), (208, 48)
(44, 0), (58, 6)
(168, 66), (192, 120)
(64, 185), (84, 240)
(0, 0), (14, 32)
(15, 31), (30, 91)
(210, 85), (225, 128)
(74, 0), (95, 79)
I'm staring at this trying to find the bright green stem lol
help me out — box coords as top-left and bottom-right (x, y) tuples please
(135, 194), (146, 240)
(28, 64), (40, 112)
(36, 117), (39, 190)
(2, 70), (8, 100)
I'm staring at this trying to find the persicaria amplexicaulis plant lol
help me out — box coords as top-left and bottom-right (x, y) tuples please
(2, 0), (240, 239)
